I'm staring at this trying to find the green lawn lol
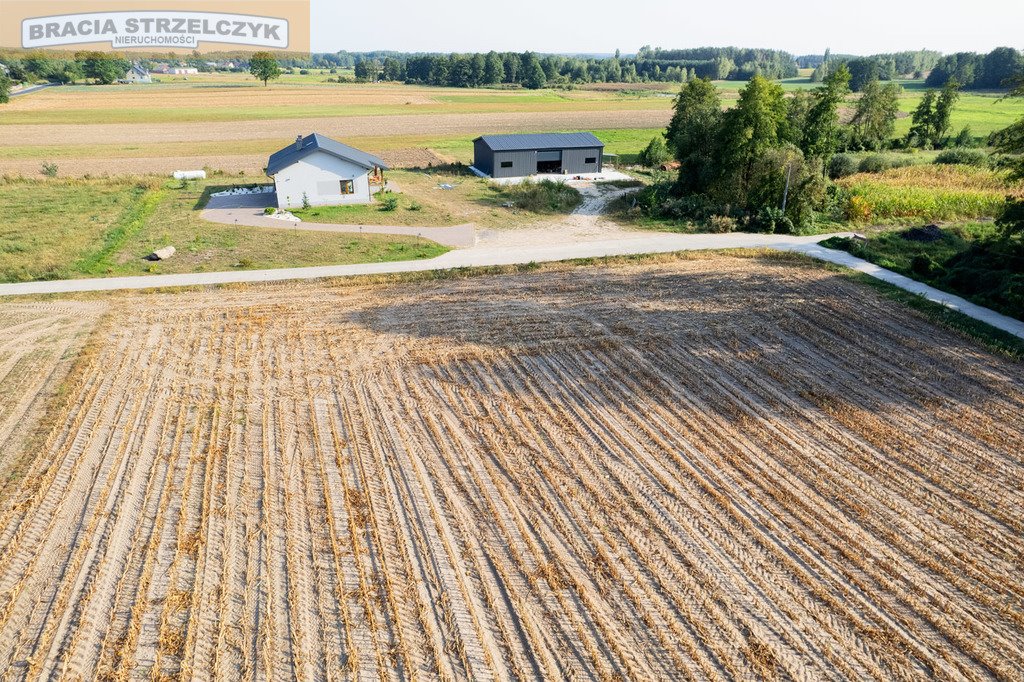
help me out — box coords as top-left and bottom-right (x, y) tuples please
(0, 175), (447, 282)
(895, 92), (1024, 138)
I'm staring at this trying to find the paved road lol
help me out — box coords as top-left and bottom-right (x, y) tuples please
(4, 189), (1023, 340)
(9, 83), (61, 97)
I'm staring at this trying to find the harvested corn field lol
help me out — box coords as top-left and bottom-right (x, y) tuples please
(1, 257), (1023, 680)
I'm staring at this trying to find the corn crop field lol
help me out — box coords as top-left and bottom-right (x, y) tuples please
(0, 257), (1023, 680)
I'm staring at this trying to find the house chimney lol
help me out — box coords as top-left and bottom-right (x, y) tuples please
(295, 134), (303, 150)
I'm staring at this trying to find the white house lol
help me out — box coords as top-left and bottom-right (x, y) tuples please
(266, 133), (388, 209)
(121, 63), (152, 84)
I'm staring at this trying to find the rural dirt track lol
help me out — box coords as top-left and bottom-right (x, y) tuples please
(1, 257), (1023, 679)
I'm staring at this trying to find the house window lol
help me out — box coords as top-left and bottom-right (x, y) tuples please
(500, 161), (513, 168)
(340, 179), (354, 194)
(585, 157), (597, 164)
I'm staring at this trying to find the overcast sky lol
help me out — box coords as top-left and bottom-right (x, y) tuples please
(311, 0), (1023, 56)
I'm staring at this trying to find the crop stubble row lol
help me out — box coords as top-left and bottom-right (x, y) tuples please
(0, 258), (1022, 680)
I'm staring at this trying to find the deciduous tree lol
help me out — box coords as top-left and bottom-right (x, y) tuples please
(664, 78), (723, 193)
(801, 65), (851, 171)
(851, 79), (901, 150)
(249, 52), (281, 86)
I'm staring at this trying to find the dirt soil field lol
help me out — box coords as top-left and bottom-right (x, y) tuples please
(1, 257), (1023, 679)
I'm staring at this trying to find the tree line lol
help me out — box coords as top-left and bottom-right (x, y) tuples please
(810, 49), (942, 89)
(810, 47), (1021, 91)
(924, 47), (1024, 90)
(351, 47), (800, 88)
(633, 65), (972, 232)
(1, 51), (131, 85)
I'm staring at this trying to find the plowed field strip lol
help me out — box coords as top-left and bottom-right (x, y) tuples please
(0, 258), (1022, 679)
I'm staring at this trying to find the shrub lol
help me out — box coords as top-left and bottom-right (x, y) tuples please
(378, 194), (399, 211)
(911, 253), (941, 277)
(706, 215), (738, 233)
(934, 148), (988, 167)
(407, 201), (422, 211)
(953, 126), (977, 148)
(637, 137), (671, 167)
(301, 192), (310, 210)
(828, 153), (859, 180)
(263, 207), (276, 215)
(858, 154), (914, 174)
(499, 180), (582, 213)
(659, 193), (719, 221)
(753, 206), (794, 234)
(40, 162), (58, 178)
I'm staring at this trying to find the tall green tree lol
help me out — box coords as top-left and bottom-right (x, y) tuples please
(23, 53), (55, 80)
(522, 53), (547, 89)
(718, 75), (789, 198)
(249, 52), (281, 86)
(801, 64), (851, 171)
(483, 51), (503, 84)
(907, 89), (937, 147)
(992, 78), (1024, 237)
(77, 52), (130, 84)
(932, 79), (961, 146)
(664, 78), (723, 193)
(0, 71), (10, 104)
(851, 79), (901, 150)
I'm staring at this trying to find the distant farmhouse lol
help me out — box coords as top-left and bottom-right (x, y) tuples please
(473, 132), (604, 179)
(267, 133), (387, 209)
(152, 65), (198, 75)
(120, 63), (151, 84)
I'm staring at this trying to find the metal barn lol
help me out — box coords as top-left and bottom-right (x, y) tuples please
(472, 132), (605, 179)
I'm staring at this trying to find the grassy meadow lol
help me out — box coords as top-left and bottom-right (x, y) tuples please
(839, 166), (1024, 223)
(0, 175), (447, 282)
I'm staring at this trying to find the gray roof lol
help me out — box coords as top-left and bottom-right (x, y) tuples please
(267, 133), (388, 176)
(474, 132), (604, 152)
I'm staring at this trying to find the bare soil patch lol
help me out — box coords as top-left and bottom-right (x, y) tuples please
(0, 257), (1022, 679)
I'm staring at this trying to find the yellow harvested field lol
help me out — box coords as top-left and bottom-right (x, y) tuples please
(3, 85), (441, 113)
(0, 110), (671, 147)
(1, 258), (1023, 679)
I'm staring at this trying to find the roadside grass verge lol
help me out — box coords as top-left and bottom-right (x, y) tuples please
(845, 271), (1024, 359)
(820, 223), (1024, 322)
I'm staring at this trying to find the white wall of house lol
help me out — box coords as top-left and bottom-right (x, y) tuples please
(272, 151), (373, 209)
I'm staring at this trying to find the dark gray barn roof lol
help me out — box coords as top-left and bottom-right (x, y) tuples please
(267, 133), (388, 176)
(474, 132), (604, 152)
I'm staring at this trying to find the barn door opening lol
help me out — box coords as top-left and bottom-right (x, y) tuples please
(536, 150), (562, 174)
